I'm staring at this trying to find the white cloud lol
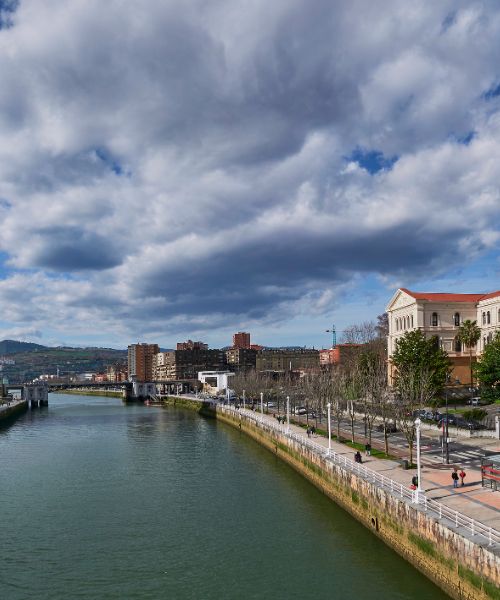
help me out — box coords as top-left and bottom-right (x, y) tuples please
(0, 0), (500, 345)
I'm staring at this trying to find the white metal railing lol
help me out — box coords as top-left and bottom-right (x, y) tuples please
(219, 404), (500, 549)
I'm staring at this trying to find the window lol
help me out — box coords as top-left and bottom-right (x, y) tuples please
(454, 313), (460, 326)
(431, 312), (438, 326)
(498, 308), (500, 323)
(487, 311), (491, 324)
(411, 315), (414, 328)
(482, 312), (486, 325)
(454, 338), (461, 352)
(488, 332), (493, 343)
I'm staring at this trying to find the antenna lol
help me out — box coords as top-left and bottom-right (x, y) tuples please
(325, 324), (336, 348)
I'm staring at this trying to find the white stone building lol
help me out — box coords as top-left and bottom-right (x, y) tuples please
(386, 288), (500, 384)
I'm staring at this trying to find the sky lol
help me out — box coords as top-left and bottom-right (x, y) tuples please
(0, 0), (500, 349)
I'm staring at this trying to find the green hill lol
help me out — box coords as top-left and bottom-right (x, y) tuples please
(0, 340), (48, 354)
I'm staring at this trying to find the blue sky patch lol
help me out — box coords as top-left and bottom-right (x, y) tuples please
(94, 147), (123, 176)
(346, 148), (398, 174)
(483, 82), (500, 100)
(0, 0), (19, 30)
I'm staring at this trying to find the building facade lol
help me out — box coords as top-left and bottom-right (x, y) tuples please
(255, 348), (320, 373)
(232, 332), (251, 349)
(176, 340), (208, 351)
(127, 343), (159, 382)
(386, 288), (500, 384)
(225, 347), (257, 373)
(153, 349), (226, 381)
(319, 344), (363, 366)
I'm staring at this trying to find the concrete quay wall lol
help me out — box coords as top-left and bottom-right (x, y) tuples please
(0, 399), (28, 424)
(216, 408), (500, 600)
(161, 396), (499, 599)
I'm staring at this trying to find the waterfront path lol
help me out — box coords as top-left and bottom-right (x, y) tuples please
(208, 401), (500, 551)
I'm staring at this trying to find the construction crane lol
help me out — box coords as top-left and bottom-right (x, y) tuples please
(326, 324), (336, 349)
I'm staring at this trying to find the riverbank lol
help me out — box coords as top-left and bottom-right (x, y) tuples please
(51, 389), (124, 399)
(161, 396), (500, 600)
(0, 399), (28, 424)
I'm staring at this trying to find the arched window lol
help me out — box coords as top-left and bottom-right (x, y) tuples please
(431, 312), (438, 326)
(487, 311), (491, 324)
(454, 313), (460, 326)
(454, 338), (461, 352)
(482, 312), (486, 325)
(488, 332), (493, 343)
(411, 315), (414, 328)
(498, 308), (500, 323)
(405, 316), (408, 329)
(484, 336), (487, 348)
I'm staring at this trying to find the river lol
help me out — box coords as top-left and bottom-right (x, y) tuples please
(0, 394), (448, 599)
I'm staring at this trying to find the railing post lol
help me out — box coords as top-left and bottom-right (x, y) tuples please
(400, 484), (403, 498)
(455, 512), (458, 527)
(471, 520), (475, 537)
(489, 528), (492, 546)
(439, 505), (442, 519)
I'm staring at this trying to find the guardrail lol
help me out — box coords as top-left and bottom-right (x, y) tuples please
(219, 404), (500, 549)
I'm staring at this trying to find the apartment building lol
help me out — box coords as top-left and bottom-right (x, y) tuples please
(176, 340), (208, 351)
(256, 348), (320, 373)
(232, 332), (251, 349)
(153, 348), (226, 381)
(127, 343), (159, 382)
(386, 288), (500, 384)
(225, 347), (257, 373)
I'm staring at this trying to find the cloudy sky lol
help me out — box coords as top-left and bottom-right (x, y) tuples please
(0, 0), (499, 349)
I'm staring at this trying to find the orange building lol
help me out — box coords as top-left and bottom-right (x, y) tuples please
(127, 343), (159, 382)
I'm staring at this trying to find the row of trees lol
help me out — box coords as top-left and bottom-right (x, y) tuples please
(231, 327), (450, 464)
(231, 317), (500, 464)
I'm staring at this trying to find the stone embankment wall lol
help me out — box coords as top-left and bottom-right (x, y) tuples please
(52, 389), (124, 398)
(0, 399), (28, 424)
(162, 397), (499, 600)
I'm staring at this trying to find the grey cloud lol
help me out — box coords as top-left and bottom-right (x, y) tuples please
(32, 226), (122, 271)
(0, 1), (500, 343)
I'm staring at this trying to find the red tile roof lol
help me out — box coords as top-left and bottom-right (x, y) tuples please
(400, 288), (489, 303)
(478, 290), (500, 301)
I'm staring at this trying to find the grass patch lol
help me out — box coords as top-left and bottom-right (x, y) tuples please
(408, 532), (437, 559)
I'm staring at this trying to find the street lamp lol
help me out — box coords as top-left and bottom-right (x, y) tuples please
(444, 378), (450, 464)
(327, 402), (332, 455)
(260, 392), (264, 416)
(415, 418), (422, 504)
(286, 395), (290, 433)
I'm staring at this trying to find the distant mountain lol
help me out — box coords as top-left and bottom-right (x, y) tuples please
(0, 340), (48, 354)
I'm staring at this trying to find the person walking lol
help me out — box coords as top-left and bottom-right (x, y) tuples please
(411, 475), (418, 489)
(365, 442), (371, 457)
(452, 469), (459, 489)
(459, 469), (466, 487)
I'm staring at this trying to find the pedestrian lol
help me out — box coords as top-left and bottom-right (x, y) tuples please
(311, 425), (316, 437)
(411, 475), (418, 489)
(354, 451), (362, 463)
(459, 469), (466, 487)
(365, 442), (371, 456)
(306, 426), (311, 438)
(452, 469), (459, 489)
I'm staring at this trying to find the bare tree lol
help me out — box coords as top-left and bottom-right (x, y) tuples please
(341, 321), (378, 345)
(358, 348), (388, 449)
(393, 366), (435, 465)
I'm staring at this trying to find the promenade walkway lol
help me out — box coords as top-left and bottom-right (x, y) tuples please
(231, 405), (500, 547)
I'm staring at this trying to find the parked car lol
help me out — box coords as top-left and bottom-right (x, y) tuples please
(468, 397), (481, 406)
(438, 415), (458, 427)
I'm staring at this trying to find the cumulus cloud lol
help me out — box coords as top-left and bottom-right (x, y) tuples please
(0, 0), (500, 345)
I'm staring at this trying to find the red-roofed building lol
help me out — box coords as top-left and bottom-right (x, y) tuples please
(386, 288), (500, 384)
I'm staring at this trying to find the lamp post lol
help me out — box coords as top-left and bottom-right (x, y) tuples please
(286, 396), (290, 433)
(444, 377), (450, 464)
(260, 392), (264, 416)
(415, 418), (422, 504)
(242, 389), (246, 410)
(327, 402), (332, 456)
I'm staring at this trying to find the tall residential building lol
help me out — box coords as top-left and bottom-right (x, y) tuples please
(386, 288), (500, 384)
(127, 343), (159, 382)
(232, 332), (251, 349)
(153, 348), (226, 381)
(256, 348), (320, 373)
(225, 347), (257, 373)
(176, 340), (208, 351)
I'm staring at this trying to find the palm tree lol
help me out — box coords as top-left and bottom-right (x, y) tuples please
(457, 320), (481, 391)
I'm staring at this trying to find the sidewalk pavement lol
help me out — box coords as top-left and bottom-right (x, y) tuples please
(248, 410), (500, 532)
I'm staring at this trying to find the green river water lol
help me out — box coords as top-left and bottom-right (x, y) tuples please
(0, 394), (448, 599)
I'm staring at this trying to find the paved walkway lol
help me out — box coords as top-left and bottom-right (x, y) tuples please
(243, 408), (500, 533)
